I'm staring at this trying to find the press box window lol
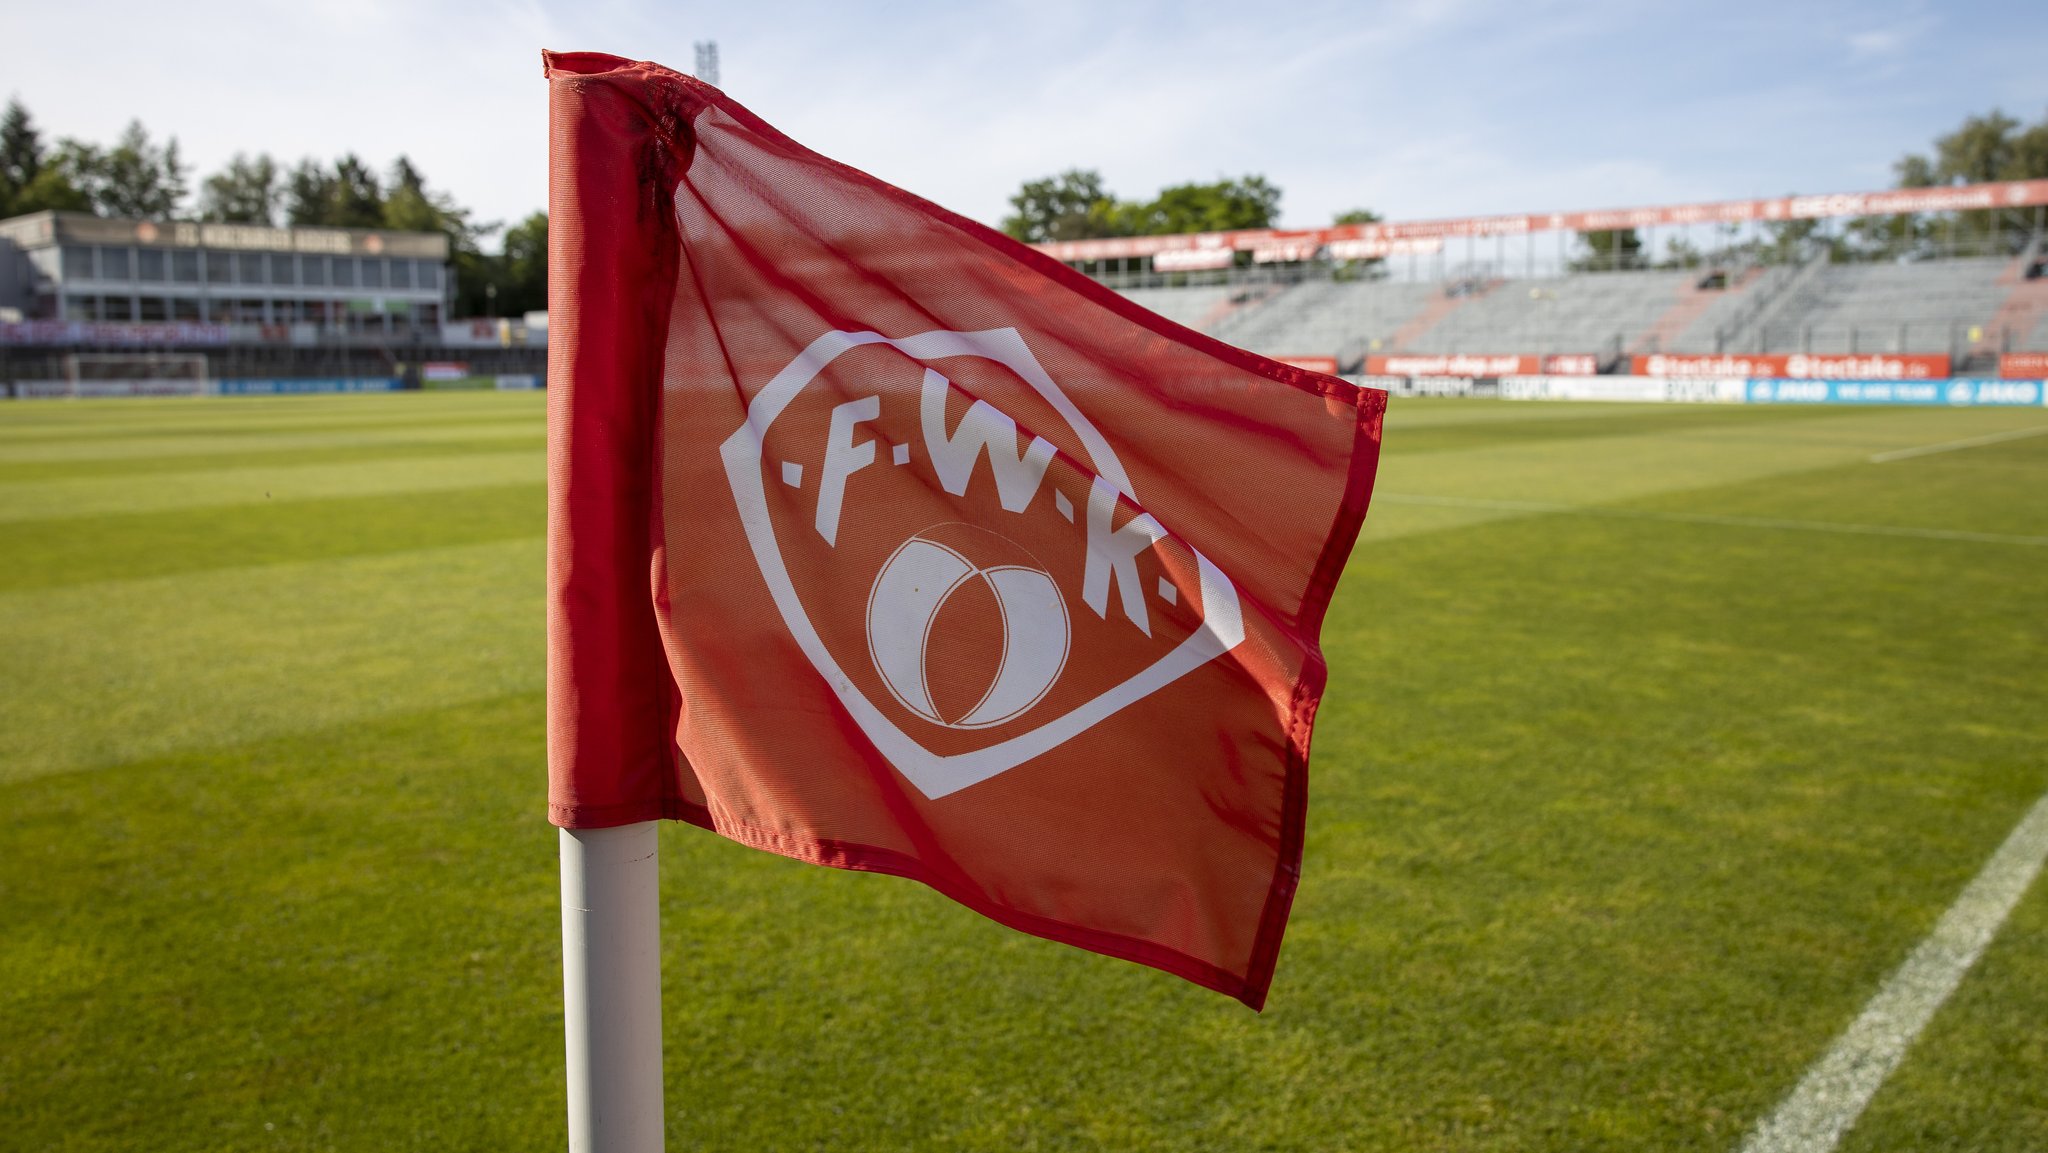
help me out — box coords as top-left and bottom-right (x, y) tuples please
(360, 259), (385, 289)
(205, 251), (232, 284)
(137, 249), (167, 282)
(237, 253), (266, 285)
(171, 250), (200, 283)
(388, 259), (413, 289)
(61, 246), (94, 279)
(269, 254), (296, 286)
(332, 258), (356, 288)
(101, 247), (132, 281)
(301, 257), (327, 287)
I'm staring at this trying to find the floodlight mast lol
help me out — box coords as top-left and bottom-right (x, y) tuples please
(694, 41), (720, 88)
(561, 822), (664, 1152)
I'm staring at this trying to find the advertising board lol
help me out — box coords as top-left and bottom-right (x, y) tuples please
(1634, 353), (1951, 380)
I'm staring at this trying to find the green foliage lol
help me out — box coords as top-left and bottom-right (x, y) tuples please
(35, 120), (189, 220)
(494, 211), (549, 317)
(199, 153), (281, 224)
(1898, 109), (2048, 187)
(0, 99), (42, 215)
(287, 153), (384, 228)
(1331, 208), (1387, 278)
(4, 395), (2048, 1150)
(1001, 168), (1282, 245)
(1114, 175), (1281, 236)
(1000, 168), (1119, 243)
(1571, 227), (1645, 271)
(4, 163), (92, 215)
(1884, 108), (2048, 256)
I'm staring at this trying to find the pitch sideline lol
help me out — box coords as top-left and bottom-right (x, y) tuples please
(1736, 787), (2048, 1152)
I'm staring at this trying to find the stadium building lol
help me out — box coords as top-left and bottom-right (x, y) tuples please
(0, 211), (550, 398)
(0, 211), (449, 333)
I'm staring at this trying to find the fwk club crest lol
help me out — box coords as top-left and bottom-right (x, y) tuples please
(719, 328), (1246, 799)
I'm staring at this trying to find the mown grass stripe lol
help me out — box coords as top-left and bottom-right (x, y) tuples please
(0, 537), (542, 783)
(0, 416), (540, 465)
(0, 449), (542, 522)
(1384, 405), (1854, 457)
(0, 393), (542, 444)
(0, 434), (542, 484)
(0, 483), (543, 591)
(1377, 491), (2048, 547)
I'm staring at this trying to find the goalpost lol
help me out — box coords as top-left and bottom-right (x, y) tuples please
(59, 352), (211, 398)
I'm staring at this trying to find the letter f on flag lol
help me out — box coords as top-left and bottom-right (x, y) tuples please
(543, 50), (1385, 1014)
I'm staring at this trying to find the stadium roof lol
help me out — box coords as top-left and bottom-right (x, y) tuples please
(1033, 178), (2048, 264)
(0, 211), (449, 261)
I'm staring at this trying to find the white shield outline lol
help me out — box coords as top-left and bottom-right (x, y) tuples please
(717, 327), (1245, 799)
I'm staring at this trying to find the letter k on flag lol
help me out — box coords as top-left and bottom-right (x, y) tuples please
(544, 51), (1384, 1009)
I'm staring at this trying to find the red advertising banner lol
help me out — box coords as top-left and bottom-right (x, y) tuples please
(1151, 247), (1235, 272)
(1033, 179), (2048, 265)
(1366, 353), (1598, 377)
(1633, 353), (1952, 380)
(1998, 352), (2048, 379)
(1274, 355), (1340, 374)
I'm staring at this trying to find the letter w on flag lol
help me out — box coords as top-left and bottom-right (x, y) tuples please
(544, 51), (1384, 1009)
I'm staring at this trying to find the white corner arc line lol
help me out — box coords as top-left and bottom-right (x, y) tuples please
(1869, 424), (2048, 463)
(1736, 788), (2048, 1153)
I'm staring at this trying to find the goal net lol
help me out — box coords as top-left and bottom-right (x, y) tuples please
(59, 352), (211, 398)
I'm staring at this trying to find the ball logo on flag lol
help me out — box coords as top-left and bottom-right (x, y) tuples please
(866, 526), (1070, 730)
(720, 327), (1245, 800)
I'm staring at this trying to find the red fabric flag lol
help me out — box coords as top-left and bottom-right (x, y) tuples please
(544, 50), (1384, 1009)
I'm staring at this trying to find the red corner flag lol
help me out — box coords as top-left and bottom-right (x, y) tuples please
(544, 51), (1383, 1009)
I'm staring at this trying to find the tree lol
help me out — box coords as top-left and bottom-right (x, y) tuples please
(1001, 168), (1122, 243)
(1331, 208), (1385, 278)
(497, 210), (552, 315)
(1572, 229), (1643, 271)
(6, 165), (92, 214)
(0, 99), (43, 214)
(199, 153), (281, 224)
(1893, 108), (2048, 252)
(286, 154), (384, 228)
(1002, 169), (1286, 246)
(61, 121), (187, 219)
(1116, 175), (1281, 235)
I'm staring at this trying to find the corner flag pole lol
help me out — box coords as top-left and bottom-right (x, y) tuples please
(560, 821), (665, 1152)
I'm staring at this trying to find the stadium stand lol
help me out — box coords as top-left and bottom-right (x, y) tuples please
(1115, 253), (2044, 368)
(1079, 178), (2048, 374)
(1750, 258), (2012, 355)
(1401, 271), (1692, 358)
(1204, 279), (1440, 361)
(1116, 284), (1245, 332)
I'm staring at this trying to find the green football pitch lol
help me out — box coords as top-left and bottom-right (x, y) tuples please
(3, 391), (2045, 1151)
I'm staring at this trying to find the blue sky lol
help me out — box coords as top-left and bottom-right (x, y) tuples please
(11, 0), (2046, 240)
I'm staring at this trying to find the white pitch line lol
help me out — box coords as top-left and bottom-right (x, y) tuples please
(1737, 789), (2048, 1153)
(1869, 424), (2048, 463)
(1376, 492), (2048, 548)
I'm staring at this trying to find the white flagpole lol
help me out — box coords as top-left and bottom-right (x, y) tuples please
(560, 821), (665, 1152)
